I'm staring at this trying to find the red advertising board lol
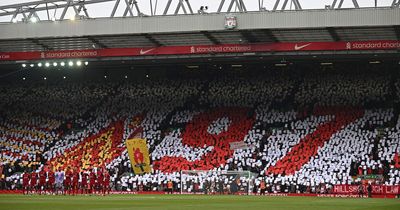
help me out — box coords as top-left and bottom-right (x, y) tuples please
(1, 40), (400, 61)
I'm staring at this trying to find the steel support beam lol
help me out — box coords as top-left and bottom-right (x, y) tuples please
(150, 0), (154, 16)
(163, 0), (173, 15)
(60, 0), (73, 20)
(163, 0), (193, 15)
(111, 0), (142, 17)
(273, 0), (280, 11)
(0, 0), (115, 22)
(280, 0), (302, 11)
(201, 31), (221, 45)
(174, 0), (187, 15)
(327, 27), (341, 41)
(331, 0), (360, 9)
(27, 10), (41, 22)
(9, 7), (42, 22)
(217, 0), (226, 13)
(142, 33), (162, 46)
(28, 38), (53, 51)
(392, 0), (400, 8)
(123, 0), (135, 17)
(0, 0), (397, 23)
(217, 0), (247, 13)
(272, 0), (302, 11)
(111, 0), (120, 17)
(0, 0), (63, 10)
(72, 3), (90, 19)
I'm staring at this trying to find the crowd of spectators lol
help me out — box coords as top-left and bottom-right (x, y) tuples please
(0, 69), (399, 194)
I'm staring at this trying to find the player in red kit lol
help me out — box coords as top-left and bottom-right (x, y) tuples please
(22, 172), (30, 195)
(47, 170), (55, 194)
(97, 169), (104, 195)
(80, 171), (88, 195)
(30, 171), (38, 194)
(39, 170), (47, 195)
(72, 169), (79, 195)
(89, 170), (96, 195)
(102, 170), (111, 195)
(64, 168), (72, 195)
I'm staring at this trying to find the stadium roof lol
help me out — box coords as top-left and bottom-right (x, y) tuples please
(0, 8), (399, 50)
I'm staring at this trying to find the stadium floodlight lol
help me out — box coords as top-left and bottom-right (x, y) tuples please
(22, 77), (26, 80)
(60, 62), (65, 67)
(76, 61), (82, 66)
(63, 76), (66, 79)
(30, 64), (34, 67)
(30, 17), (38, 23)
(38, 63), (42, 67)
(45, 62), (50, 67)
(22, 64), (26, 68)
(68, 61), (74, 67)
(125, 75), (128, 79)
(146, 74), (149, 78)
(84, 61), (89, 66)
(43, 77), (47, 80)
(104, 75), (107, 79)
(53, 62), (58, 67)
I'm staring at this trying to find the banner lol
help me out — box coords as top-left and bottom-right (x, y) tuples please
(333, 185), (400, 195)
(358, 174), (383, 180)
(358, 174), (384, 184)
(229, 141), (255, 150)
(1, 40), (400, 61)
(126, 138), (151, 174)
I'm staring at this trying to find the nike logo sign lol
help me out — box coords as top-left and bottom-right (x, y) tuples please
(294, 43), (311, 50)
(140, 48), (155, 55)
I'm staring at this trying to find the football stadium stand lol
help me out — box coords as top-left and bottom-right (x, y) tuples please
(0, 0), (399, 199)
(0, 66), (399, 195)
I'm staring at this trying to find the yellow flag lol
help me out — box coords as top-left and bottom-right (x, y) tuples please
(126, 138), (151, 174)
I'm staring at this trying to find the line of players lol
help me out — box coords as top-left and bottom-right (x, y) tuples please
(22, 167), (111, 195)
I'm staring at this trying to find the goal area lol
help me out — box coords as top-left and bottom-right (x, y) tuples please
(180, 170), (256, 195)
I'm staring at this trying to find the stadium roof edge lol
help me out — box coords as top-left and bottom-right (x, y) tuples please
(0, 7), (399, 40)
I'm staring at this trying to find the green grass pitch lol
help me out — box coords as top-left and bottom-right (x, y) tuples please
(0, 194), (399, 210)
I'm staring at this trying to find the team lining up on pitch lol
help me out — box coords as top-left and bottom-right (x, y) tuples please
(21, 167), (111, 195)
